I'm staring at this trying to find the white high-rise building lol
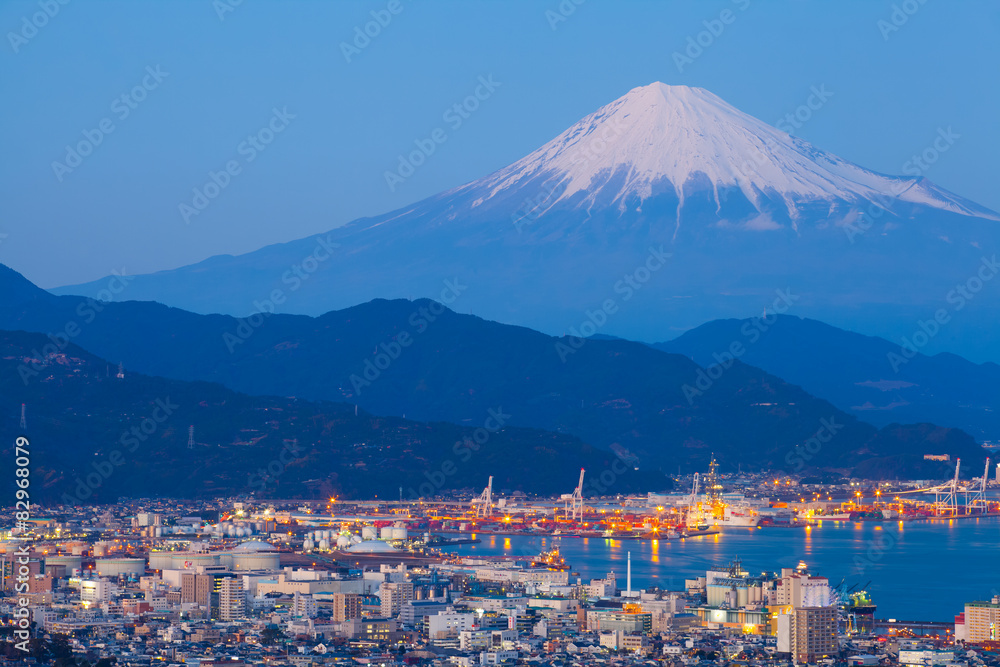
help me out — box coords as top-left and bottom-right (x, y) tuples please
(80, 579), (115, 605)
(218, 578), (246, 621)
(293, 591), (317, 618)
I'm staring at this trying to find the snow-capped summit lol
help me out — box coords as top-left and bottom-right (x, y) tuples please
(465, 82), (998, 226)
(55, 82), (1000, 361)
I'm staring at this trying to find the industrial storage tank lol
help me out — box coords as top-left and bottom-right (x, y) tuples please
(230, 551), (280, 570)
(392, 527), (407, 540)
(361, 526), (377, 541)
(318, 539), (330, 551)
(380, 526), (394, 540)
(95, 558), (146, 577)
(147, 552), (175, 571)
(45, 555), (83, 574)
(303, 538), (315, 552)
(336, 534), (351, 549)
(228, 540), (281, 570)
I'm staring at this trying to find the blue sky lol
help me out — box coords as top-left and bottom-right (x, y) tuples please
(2, 0), (998, 288)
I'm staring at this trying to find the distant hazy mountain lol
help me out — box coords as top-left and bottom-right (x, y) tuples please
(654, 315), (1000, 443)
(3, 264), (986, 480)
(0, 328), (663, 502)
(55, 83), (1000, 360)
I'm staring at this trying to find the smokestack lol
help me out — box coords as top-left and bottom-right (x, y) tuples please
(627, 551), (632, 596)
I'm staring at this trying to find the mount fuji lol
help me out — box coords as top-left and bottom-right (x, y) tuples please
(56, 83), (1000, 359)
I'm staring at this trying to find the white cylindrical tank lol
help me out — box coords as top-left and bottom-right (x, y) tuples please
(380, 526), (393, 540)
(362, 526), (377, 541)
(45, 555), (83, 573)
(230, 552), (280, 570)
(95, 558), (145, 577)
(303, 539), (314, 551)
(147, 552), (174, 570)
(395, 527), (408, 540)
(318, 539), (330, 551)
(336, 535), (351, 549)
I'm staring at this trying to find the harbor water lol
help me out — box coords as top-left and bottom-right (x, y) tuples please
(445, 516), (1000, 622)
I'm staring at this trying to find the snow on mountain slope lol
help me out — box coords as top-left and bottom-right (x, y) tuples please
(51, 82), (1000, 361)
(454, 83), (998, 226)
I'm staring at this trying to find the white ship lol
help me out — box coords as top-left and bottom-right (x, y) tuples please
(712, 504), (760, 528)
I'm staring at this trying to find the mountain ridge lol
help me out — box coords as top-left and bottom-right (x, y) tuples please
(655, 314), (1000, 441)
(1, 263), (990, 480)
(50, 83), (1000, 361)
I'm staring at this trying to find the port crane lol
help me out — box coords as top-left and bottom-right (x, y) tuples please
(682, 473), (701, 527)
(471, 476), (493, 518)
(934, 458), (962, 515)
(965, 457), (991, 513)
(560, 468), (586, 521)
(894, 457), (994, 516)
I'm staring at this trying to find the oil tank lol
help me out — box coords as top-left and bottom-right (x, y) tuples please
(95, 558), (145, 577)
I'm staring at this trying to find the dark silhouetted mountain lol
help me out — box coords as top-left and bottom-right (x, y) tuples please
(54, 83), (1000, 361)
(0, 266), (988, 479)
(0, 329), (664, 502)
(654, 315), (1000, 442)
